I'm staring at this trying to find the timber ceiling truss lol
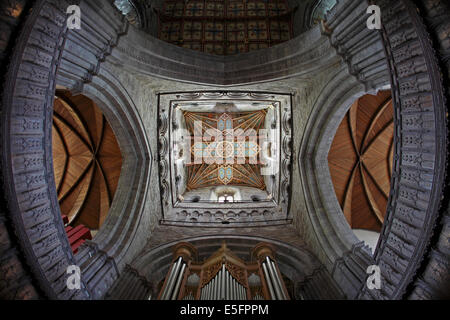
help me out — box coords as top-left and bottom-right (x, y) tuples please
(157, 91), (293, 227)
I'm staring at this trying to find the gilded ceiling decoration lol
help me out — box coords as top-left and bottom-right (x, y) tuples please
(157, 0), (294, 55)
(184, 110), (267, 190)
(328, 91), (393, 232)
(52, 92), (123, 230)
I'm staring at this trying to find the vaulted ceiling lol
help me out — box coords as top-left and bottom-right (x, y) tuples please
(328, 91), (394, 233)
(184, 110), (267, 190)
(52, 92), (123, 230)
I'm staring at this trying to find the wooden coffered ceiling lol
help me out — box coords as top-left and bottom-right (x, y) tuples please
(328, 91), (394, 233)
(157, 0), (295, 55)
(52, 91), (122, 230)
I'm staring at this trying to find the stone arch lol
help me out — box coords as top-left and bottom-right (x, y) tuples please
(0, 0), (447, 300)
(298, 0), (448, 300)
(1, 0), (90, 300)
(66, 67), (152, 263)
(0, 0), (152, 299)
(299, 71), (376, 265)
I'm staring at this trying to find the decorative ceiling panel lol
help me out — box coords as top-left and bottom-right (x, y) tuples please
(157, 0), (294, 55)
(157, 91), (293, 227)
(184, 110), (267, 190)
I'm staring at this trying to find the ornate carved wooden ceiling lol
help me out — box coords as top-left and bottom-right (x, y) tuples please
(328, 91), (393, 233)
(157, 92), (293, 226)
(52, 91), (123, 230)
(184, 110), (267, 190)
(157, 0), (294, 55)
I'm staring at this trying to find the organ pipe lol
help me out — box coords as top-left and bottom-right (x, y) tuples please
(221, 265), (226, 299)
(265, 257), (284, 300)
(171, 263), (187, 300)
(270, 260), (288, 300)
(161, 257), (184, 300)
(198, 264), (249, 300)
(160, 257), (180, 299)
(159, 242), (289, 301)
(262, 262), (276, 299)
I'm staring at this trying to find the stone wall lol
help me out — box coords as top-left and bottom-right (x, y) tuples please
(0, 0), (42, 300)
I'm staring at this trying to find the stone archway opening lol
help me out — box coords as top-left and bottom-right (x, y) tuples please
(328, 90), (394, 254)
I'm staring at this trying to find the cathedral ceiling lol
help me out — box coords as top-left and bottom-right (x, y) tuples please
(113, 0), (338, 55)
(184, 110), (267, 190)
(157, 0), (294, 55)
(328, 91), (393, 233)
(52, 91), (123, 230)
(157, 91), (293, 226)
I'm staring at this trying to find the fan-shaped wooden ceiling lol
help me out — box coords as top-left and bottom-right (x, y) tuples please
(52, 91), (123, 231)
(328, 91), (394, 233)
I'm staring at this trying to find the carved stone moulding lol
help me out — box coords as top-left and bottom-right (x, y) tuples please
(356, 0), (449, 300)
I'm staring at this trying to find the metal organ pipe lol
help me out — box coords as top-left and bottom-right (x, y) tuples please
(221, 265), (226, 300)
(217, 270), (221, 300)
(209, 281), (213, 300)
(161, 257), (183, 300)
(270, 260), (287, 300)
(227, 273), (231, 300)
(197, 264), (252, 301)
(204, 283), (209, 300)
(213, 277), (218, 300)
(262, 262), (276, 300)
(225, 273), (229, 300)
(265, 257), (284, 300)
(200, 286), (205, 300)
(161, 257), (181, 299)
(218, 270), (222, 300)
(171, 263), (187, 300)
(218, 272), (222, 300)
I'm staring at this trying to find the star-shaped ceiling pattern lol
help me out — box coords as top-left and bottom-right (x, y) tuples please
(184, 110), (267, 190)
(52, 92), (123, 230)
(328, 91), (394, 232)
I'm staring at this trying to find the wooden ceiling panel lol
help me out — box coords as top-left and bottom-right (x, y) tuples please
(184, 111), (267, 191)
(350, 169), (381, 231)
(52, 91), (123, 231)
(328, 91), (393, 233)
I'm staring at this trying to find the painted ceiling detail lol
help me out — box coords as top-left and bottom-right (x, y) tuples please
(157, 92), (293, 227)
(52, 91), (123, 230)
(156, 0), (294, 55)
(185, 111), (266, 190)
(328, 91), (394, 233)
